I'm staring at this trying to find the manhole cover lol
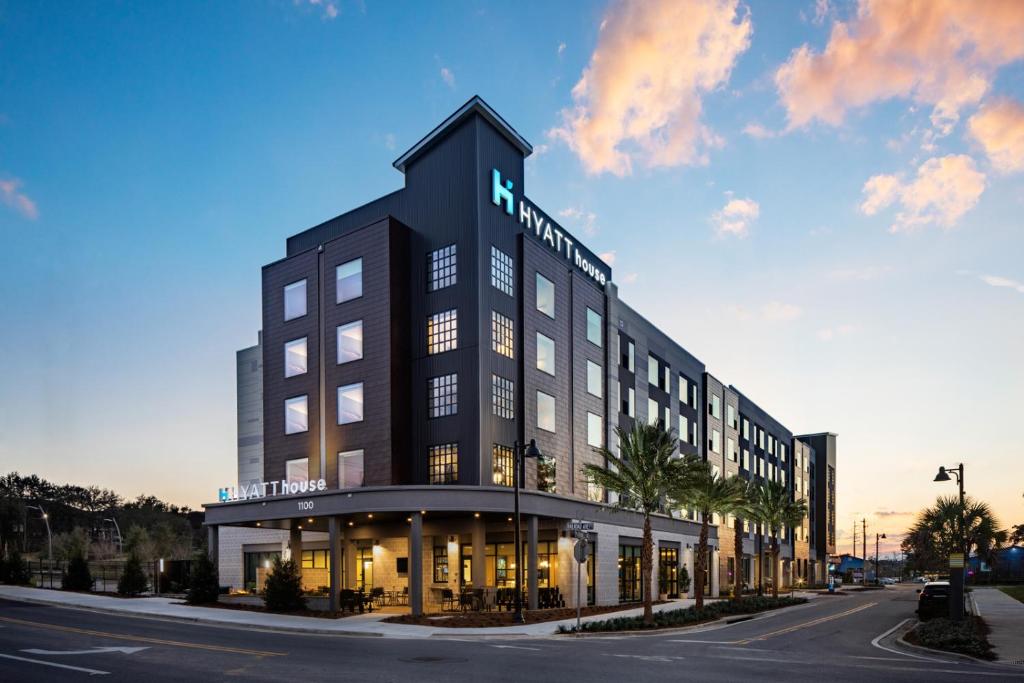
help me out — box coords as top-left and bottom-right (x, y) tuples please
(398, 656), (468, 664)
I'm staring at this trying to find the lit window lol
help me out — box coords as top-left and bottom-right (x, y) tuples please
(338, 450), (364, 488)
(284, 337), (307, 378)
(427, 309), (458, 354)
(492, 374), (514, 419)
(284, 280), (306, 321)
(587, 412), (603, 447)
(491, 311), (514, 358)
(286, 457), (308, 484)
(536, 273), (555, 318)
(284, 396), (308, 434)
(586, 308), (602, 347)
(337, 383), (364, 424)
(586, 360), (602, 397)
(428, 373), (458, 418)
(428, 443), (458, 484)
(336, 258), (362, 303)
(536, 332), (555, 375)
(537, 455), (556, 493)
(492, 444), (514, 487)
(427, 244), (457, 291)
(337, 320), (363, 364)
(647, 398), (659, 426)
(537, 390), (556, 432)
(490, 246), (513, 296)
(587, 482), (603, 503)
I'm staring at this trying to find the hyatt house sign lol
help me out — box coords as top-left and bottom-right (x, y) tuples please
(218, 478), (327, 502)
(491, 169), (609, 287)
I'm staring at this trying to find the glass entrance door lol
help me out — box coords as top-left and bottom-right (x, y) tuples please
(659, 546), (679, 598)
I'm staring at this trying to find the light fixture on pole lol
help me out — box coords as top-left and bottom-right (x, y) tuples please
(104, 517), (123, 554)
(875, 533), (886, 584)
(933, 463), (965, 621)
(26, 504), (52, 588)
(513, 438), (541, 624)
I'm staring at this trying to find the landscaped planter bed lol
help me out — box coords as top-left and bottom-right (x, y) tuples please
(384, 602), (668, 628)
(560, 596), (807, 633)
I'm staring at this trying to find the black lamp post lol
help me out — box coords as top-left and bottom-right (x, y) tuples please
(933, 463), (965, 620)
(875, 533), (886, 584)
(513, 438), (541, 624)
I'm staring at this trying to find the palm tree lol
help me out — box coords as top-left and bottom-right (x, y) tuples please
(907, 496), (1006, 569)
(582, 423), (698, 625)
(670, 462), (747, 609)
(730, 480), (757, 601)
(748, 479), (807, 598)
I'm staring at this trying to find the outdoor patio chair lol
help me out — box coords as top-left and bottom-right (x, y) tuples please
(440, 588), (456, 611)
(370, 586), (385, 608)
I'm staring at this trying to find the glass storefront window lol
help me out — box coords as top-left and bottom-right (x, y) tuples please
(619, 544), (642, 602)
(659, 546), (679, 598)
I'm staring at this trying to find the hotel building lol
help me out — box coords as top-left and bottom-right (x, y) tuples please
(204, 97), (838, 613)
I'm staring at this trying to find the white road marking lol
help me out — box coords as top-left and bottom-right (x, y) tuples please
(605, 654), (685, 663)
(22, 646), (149, 656)
(489, 644), (542, 651)
(0, 653), (109, 675)
(869, 618), (945, 662)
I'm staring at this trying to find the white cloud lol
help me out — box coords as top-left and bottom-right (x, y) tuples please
(827, 265), (892, 281)
(711, 196), (759, 238)
(979, 274), (1024, 294)
(558, 206), (598, 236)
(0, 177), (38, 220)
(620, 272), (639, 284)
(304, 0), (338, 20)
(440, 67), (456, 89)
(817, 323), (856, 341)
(548, 0), (752, 176)
(558, 42), (566, 57)
(742, 122), (778, 139)
(598, 250), (616, 266)
(967, 98), (1024, 174)
(383, 133), (397, 151)
(811, 0), (831, 26)
(761, 301), (802, 322)
(860, 154), (986, 233)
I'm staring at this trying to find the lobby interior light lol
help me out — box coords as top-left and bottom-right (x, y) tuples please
(368, 513), (373, 519)
(474, 512), (480, 518)
(348, 521), (354, 527)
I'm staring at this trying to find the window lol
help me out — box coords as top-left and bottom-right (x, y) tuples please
(664, 406), (670, 429)
(663, 367), (671, 393)
(758, 428), (765, 450)
(284, 280), (306, 321)
(492, 444), (514, 487)
(587, 481), (603, 503)
(536, 332), (556, 375)
(536, 273), (555, 318)
(648, 355), (659, 387)
(727, 404), (737, 429)
(728, 437), (737, 462)
(286, 457), (308, 483)
(428, 373), (458, 418)
(678, 376), (687, 404)
(338, 450), (364, 488)
(428, 443), (458, 484)
(284, 396), (308, 434)
(624, 387), (636, 417)
(537, 455), (556, 493)
(336, 258), (362, 303)
(336, 320), (363, 364)
(490, 246), (514, 296)
(433, 545), (449, 583)
(492, 374), (514, 419)
(284, 337), (307, 378)
(622, 339), (635, 372)
(647, 398), (659, 426)
(710, 394), (721, 419)
(337, 383), (364, 424)
(301, 550), (329, 569)
(586, 308), (602, 346)
(586, 360), (602, 397)
(427, 309), (457, 354)
(491, 311), (514, 358)
(587, 412), (603, 447)
(742, 418), (750, 441)
(780, 444), (787, 462)
(537, 391), (556, 432)
(710, 428), (721, 454)
(678, 415), (689, 444)
(690, 384), (697, 408)
(427, 244), (456, 291)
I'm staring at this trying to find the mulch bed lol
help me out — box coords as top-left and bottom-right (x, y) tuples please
(384, 602), (667, 628)
(179, 600), (357, 620)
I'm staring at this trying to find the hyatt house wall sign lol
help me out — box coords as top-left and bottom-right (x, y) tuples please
(491, 169), (609, 287)
(218, 478), (327, 502)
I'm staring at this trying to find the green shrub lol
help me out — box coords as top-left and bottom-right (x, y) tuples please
(912, 617), (994, 660)
(562, 595), (806, 633)
(63, 553), (93, 592)
(186, 552), (220, 605)
(1, 551), (32, 585)
(262, 556), (305, 612)
(117, 553), (149, 596)
(679, 565), (691, 594)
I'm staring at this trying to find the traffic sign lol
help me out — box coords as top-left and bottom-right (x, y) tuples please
(567, 520), (594, 532)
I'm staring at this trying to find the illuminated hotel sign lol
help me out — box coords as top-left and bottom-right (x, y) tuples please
(218, 478), (327, 502)
(491, 169), (609, 287)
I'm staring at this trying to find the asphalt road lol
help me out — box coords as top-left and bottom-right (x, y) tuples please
(0, 585), (1019, 681)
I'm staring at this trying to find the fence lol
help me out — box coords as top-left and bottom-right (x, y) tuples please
(27, 558), (194, 594)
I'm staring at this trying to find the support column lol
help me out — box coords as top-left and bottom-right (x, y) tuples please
(472, 517), (486, 588)
(329, 517), (341, 612)
(345, 535), (357, 590)
(289, 525), (303, 587)
(409, 512), (423, 616)
(527, 516), (538, 610)
(206, 525), (218, 566)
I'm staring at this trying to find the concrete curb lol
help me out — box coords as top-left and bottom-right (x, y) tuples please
(896, 619), (1020, 669)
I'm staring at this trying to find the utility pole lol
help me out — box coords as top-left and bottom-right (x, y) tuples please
(852, 522), (856, 558)
(861, 519), (867, 586)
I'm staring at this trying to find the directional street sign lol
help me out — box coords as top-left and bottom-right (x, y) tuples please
(567, 519), (594, 532)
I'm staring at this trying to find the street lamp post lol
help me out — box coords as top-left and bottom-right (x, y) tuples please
(104, 517), (123, 554)
(512, 439), (541, 624)
(26, 505), (52, 588)
(934, 463), (965, 620)
(875, 533), (886, 584)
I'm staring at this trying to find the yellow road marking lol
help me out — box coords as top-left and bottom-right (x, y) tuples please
(733, 602), (877, 645)
(0, 616), (286, 657)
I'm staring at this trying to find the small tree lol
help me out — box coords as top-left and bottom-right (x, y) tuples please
(262, 556), (305, 612)
(186, 551), (220, 605)
(118, 553), (149, 596)
(3, 551), (31, 585)
(679, 565), (691, 594)
(63, 552), (93, 592)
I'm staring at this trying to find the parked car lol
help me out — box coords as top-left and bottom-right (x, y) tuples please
(916, 581), (951, 620)
(912, 576), (929, 584)
(881, 577), (896, 585)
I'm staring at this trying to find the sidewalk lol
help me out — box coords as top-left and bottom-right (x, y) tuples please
(0, 586), (755, 639)
(973, 588), (1024, 665)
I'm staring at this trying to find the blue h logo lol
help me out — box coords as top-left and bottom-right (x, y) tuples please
(491, 169), (514, 215)
(218, 488), (229, 502)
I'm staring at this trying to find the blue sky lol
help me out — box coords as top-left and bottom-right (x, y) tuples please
(1, 1), (1022, 552)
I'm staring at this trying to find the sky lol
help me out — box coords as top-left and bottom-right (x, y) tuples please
(1, 0), (1022, 556)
